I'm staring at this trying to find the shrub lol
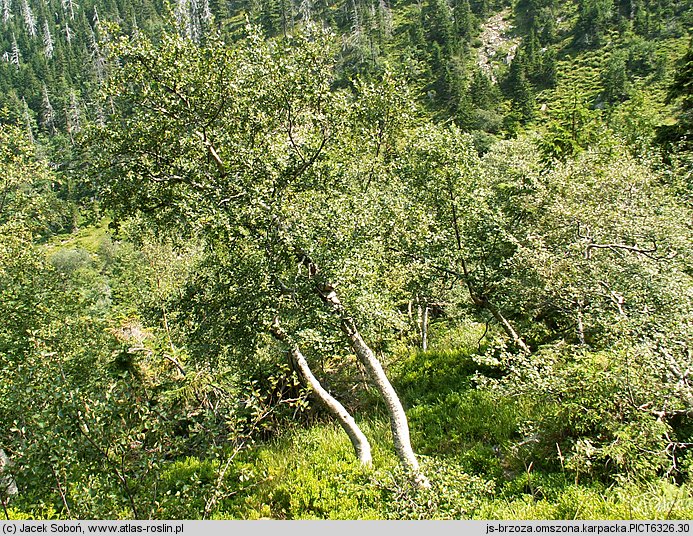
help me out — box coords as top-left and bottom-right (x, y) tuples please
(377, 458), (495, 519)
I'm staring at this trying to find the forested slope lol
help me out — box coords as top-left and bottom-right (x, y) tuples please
(0, 0), (692, 520)
(1, 0), (691, 140)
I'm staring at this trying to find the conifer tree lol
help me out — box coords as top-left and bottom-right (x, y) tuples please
(10, 32), (20, 67)
(64, 20), (72, 43)
(453, 0), (472, 40)
(575, 0), (614, 47)
(42, 19), (54, 58)
(602, 49), (630, 102)
(469, 67), (496, 109)
(174, 0), (190, 36)
(523, 28), (541, 83)
(261, 0), (282, 35)
(201, 0), (212, 25)
(21, 0), (37, 36)
(469, 0), (487, 17)
(40, 83), (55, 133)
(21, 97), (34, 142)
(503, 50), (535, 124)
(62, 0), (77, 20)
(656, 38), (693, 149)
(298, 0), (312, 22)
(89, 26), (106, 81)
(423, 0), (455, 53)
(540, 46), (557, 88)
(2, 0), (12, 24)
(377, 0), (392, 41)
(65, 89), (81, 139)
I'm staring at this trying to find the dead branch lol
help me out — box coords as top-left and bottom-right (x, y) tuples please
(194, 130), (226, 176)
(585, 241), (659, 260)
(653, 408), (693, 421)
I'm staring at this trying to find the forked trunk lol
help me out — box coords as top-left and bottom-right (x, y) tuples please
(270, 320), (372, 466)
(318, 287), (430, 488)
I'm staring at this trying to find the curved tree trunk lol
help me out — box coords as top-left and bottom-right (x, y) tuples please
(318, 286), (430, 488)
(270, 319), (373, 467)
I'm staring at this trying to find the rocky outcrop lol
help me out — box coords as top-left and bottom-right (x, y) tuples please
(476, 9), (520, 81)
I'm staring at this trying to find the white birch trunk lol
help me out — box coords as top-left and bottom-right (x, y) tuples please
(270, 320), (372, 466)
(0, 449), (17, 501)
(319, 287), (430, 487)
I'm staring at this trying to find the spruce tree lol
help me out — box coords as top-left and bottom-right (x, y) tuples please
(503, 50), (535, 124)
(453, 0), (473, 40)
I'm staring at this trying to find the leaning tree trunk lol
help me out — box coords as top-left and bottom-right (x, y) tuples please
(318, 286), (430, 488)
(270, 319), (373, 466)
(483, 300), (531, 354)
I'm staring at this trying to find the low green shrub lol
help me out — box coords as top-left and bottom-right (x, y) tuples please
(377, 458), (496, 519)
(216, 422), (396, 519)
(480, 480), (693, 519)
(407, 390), (521, 454)
(155, 457), (218, 519)
(492, 345), (680, 482)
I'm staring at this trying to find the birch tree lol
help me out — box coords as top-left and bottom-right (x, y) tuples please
(87, 27), (428, 485)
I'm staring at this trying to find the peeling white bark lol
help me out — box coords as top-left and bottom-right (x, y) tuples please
(0, 448), (17, 501)
(319, 288), (430, 488)
(270, 320), (372, 466)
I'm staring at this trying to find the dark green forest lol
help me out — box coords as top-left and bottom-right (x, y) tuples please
(0, 0), (692, 518)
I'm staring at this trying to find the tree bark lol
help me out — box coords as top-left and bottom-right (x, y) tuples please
(0, 448), (17, 505)
(576, 300), (586, 346)
(318, 286), (430, 488)
(269, 319), (373, 467)
(421, 305), (429, 352)
(483, 300), (531, 354)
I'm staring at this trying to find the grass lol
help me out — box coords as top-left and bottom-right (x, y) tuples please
(478, 480), (693, 519)
(45, 218), (113, 256)
(215, 421), (398, 519)
(196, 325), (693, 519)
(198, 418), (693, 519)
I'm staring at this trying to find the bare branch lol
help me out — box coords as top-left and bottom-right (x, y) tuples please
(162, 353), (186, 376)
(652, 408), (693, 421)
(585, 241), (659, 260)
(387, 247), (530, 353)
(598, 281), (626, 316)
(576, 221), (592, 241)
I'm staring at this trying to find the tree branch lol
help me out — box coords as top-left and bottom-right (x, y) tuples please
(387, 247), (530, 353)
(585, 241), (659, 260)
(194, 130), (226, 177)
